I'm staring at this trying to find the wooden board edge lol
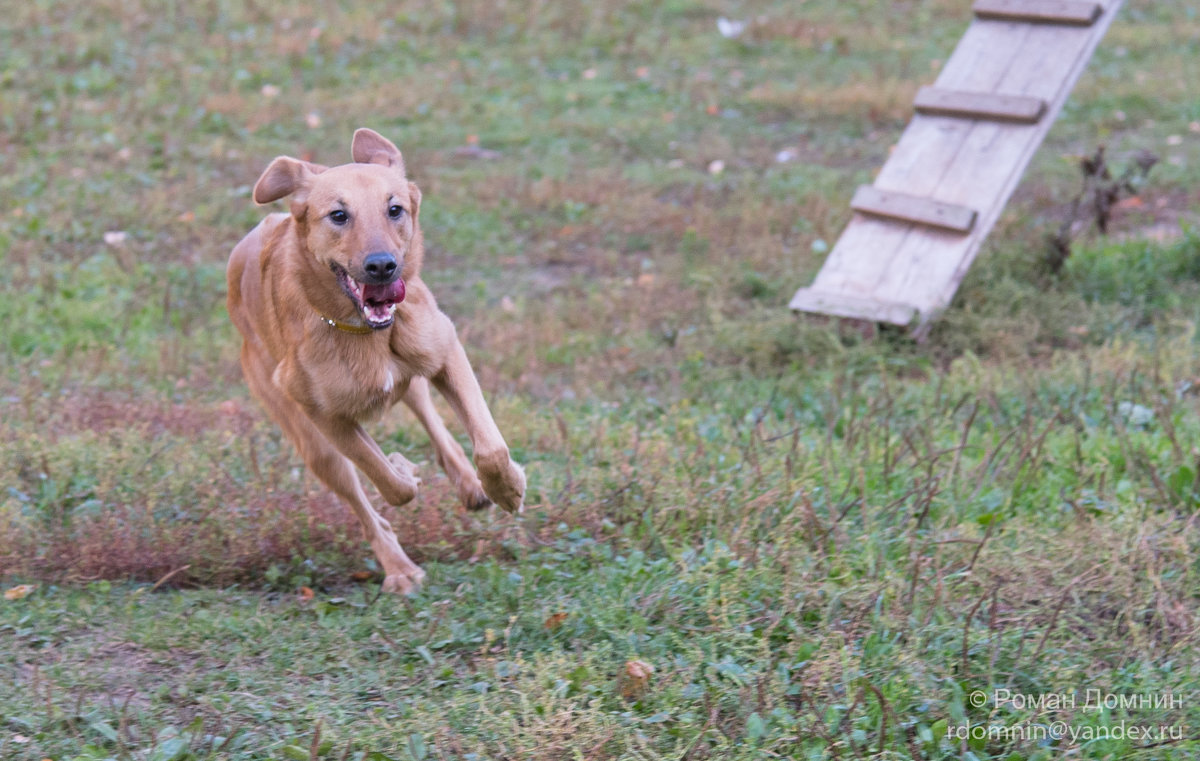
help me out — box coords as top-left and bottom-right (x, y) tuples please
(914, 86), (1047, 123)
(972, 0), (1102, 26)
(850, 185), (978, 234)
(789, 288), (918, 326)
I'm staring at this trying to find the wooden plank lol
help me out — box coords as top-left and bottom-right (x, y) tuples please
(913, 86), (1046, 123)
(850, 185), (977, 234)
(788, 289), (916, 326)
(973, 0), (1102, 25)
(790, 0), (1124, 331)
(798, 213), (920, 298)
(887, 0), (1122, 315)
(851, 0), (1113, 307)
(810, 13), (1034, 297)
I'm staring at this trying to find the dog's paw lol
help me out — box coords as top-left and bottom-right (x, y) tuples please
(458, 475), (494, 512)
(381, 566), (426, 596)
(480, 459), (526, 515)
(384, 452), (421, 504)
(387, 452), (421, 481)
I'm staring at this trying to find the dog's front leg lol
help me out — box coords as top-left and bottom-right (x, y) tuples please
(402, 378), (492, 512)
(302, 414), (428, 594)
(312, 415), (422, 507)
(252, 359), (424, 593)
(273, 359), (421, 506)
(431, 335), (526, 514)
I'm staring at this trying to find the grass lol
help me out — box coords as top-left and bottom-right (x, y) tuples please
(3, 0), (1200, 758)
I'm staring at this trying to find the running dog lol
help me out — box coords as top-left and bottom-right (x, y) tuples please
(226, 129), (525, 594)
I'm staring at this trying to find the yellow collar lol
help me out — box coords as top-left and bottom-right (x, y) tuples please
(316, 312), (375, 335)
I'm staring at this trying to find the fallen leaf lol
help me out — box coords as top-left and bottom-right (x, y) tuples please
(261, 84), (281, 98)
(5, 584), (35, 600)
(543, 612), (569, 630)
(636, 273), (656, 288)
(298, 586), (315, 602)
(350, 571), (374, 582)
(1114, 196), (1144, 210)
(619, 659), (655, 699)
(626, 659), (654, 678)
(176, 211), (196, 223)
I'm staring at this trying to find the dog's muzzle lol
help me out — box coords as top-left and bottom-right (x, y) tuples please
(332, 261), (406, 330)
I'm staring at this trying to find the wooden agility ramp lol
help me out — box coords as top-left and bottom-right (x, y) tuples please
(789, 0), (1125, 336)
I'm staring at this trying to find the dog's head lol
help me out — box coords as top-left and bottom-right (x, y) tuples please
(252, 129), (423, 330)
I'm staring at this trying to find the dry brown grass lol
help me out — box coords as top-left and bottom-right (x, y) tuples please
(0, 391), (515, 586)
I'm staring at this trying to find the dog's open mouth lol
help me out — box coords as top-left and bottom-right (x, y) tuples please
(332, 263), (405, 329)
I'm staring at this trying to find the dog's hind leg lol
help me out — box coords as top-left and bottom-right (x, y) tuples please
(402, 377), (492, 512)
(240, 344), (426, 593)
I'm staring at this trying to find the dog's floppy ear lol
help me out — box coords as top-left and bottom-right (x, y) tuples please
(352, 128), (405, 175)
(252, 156), (327, 205)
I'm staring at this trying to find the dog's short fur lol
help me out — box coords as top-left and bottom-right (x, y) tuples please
(226, 129), (525, 594)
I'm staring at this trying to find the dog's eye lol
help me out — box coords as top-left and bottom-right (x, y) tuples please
(329, 210), (349, 225)
(388, 204), (405, 220)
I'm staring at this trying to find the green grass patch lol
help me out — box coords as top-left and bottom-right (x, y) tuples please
(3, 0), (1200, 758)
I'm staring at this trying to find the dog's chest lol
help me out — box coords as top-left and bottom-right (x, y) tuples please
(307, 350), (411, 421)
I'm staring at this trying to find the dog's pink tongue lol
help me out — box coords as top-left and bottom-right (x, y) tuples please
(363, 279), (405, 306)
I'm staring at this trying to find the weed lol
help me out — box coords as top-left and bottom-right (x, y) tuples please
(1045, 144), (1159, 274)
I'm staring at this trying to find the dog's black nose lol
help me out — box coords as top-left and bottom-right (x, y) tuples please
(363, 252), (398, 282)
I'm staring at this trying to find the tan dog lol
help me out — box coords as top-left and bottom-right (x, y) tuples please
(226, 129), (525, 594)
